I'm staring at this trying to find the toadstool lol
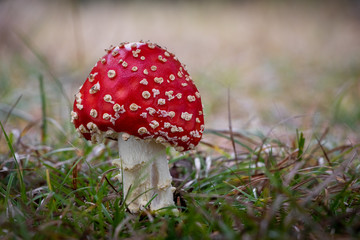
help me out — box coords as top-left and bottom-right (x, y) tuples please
(71, 41), (204, 213)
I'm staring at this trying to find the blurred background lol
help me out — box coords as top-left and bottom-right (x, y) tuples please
(0, 0), (360, 146)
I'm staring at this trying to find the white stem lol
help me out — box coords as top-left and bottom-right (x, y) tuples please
(112, 134), (176, 213)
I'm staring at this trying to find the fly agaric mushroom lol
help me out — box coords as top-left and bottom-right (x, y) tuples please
(71, 41), (204, 213)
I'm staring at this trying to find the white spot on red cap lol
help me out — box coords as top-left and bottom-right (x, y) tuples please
(78, 124), (88, 133)
(104, 94), (114, 104)
(90, 109), (98, 118)
(154, 77), (164, 84)
(132, 49), (141, 58)
(140, 79), (148, 85)
(75, 92), (82, 104)
(87, 122), (99, 133)
(124, 42), (146, 51)
(149, 120), (159, 129)
(165, 91), (175, 101)
(138, 127), (148, 135)
(155, 136), (166, 144)
(129, 103), (140, 111)
(76, 104), (83, 110)
(190, 130), (201, 138)
(181, 136), (190, 142)
(89, 82), (100, 94)
(142, 91), (151, 99)
(171, 126), (179, 133)
(147, 43), (156, 49)
(70, 111), (78, 122)
(181, 112), (193, 121)
(158, 55), (167, 62)
(89, 72), (98, 82)
(103, 113), (111, 120)
(168, 111), (175, 118)
(105, 45), (115, 53)
(187, 95), (196, 102)
(113, 104), (125, 113)
(158, 98), (166, 105)
(152, 89), (160, 97)
(157, 110), (169, 118)
(146, 107), (156, 115)
(112, 50), (119, 57)
(107, 70), (116, 79)
(176, 93), (182, 99)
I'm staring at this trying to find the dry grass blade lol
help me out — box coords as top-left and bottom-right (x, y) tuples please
(303, 151), (357, 204)
(96, 168), (120, 193)
(36, 192), (54, 214)
(227, 88), (238, 163)
(213, 129), (260, 146)
(316, 136), (333, 168)
(199, 140), (233, 152)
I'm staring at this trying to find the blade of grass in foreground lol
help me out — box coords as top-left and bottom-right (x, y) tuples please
(5, 173), (16, 212)
(39, 74), (48, 145)
(58, 157), (83, 192)
(0, 120), (26, 202)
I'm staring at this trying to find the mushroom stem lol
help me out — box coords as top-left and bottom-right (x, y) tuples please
(112, 134), (176, 213)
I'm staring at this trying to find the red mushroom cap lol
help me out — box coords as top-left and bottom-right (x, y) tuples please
(71, 41), (204, 151)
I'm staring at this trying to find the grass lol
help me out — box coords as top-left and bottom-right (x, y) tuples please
(1, 1), (360, 239)
(1, 115), (359, 239)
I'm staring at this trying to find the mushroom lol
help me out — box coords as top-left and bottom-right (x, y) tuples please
(71, 41), (204, 213)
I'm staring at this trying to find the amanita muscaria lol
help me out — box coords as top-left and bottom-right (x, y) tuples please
(71, 41), (204, 212)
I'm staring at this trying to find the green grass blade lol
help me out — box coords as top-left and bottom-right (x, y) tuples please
(39, 74), (47, 144)
(5, 173), (16, 209)
(0, 120), (26, 202)
(296, 129), (305, 160)
(58, 157), (83, 192)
